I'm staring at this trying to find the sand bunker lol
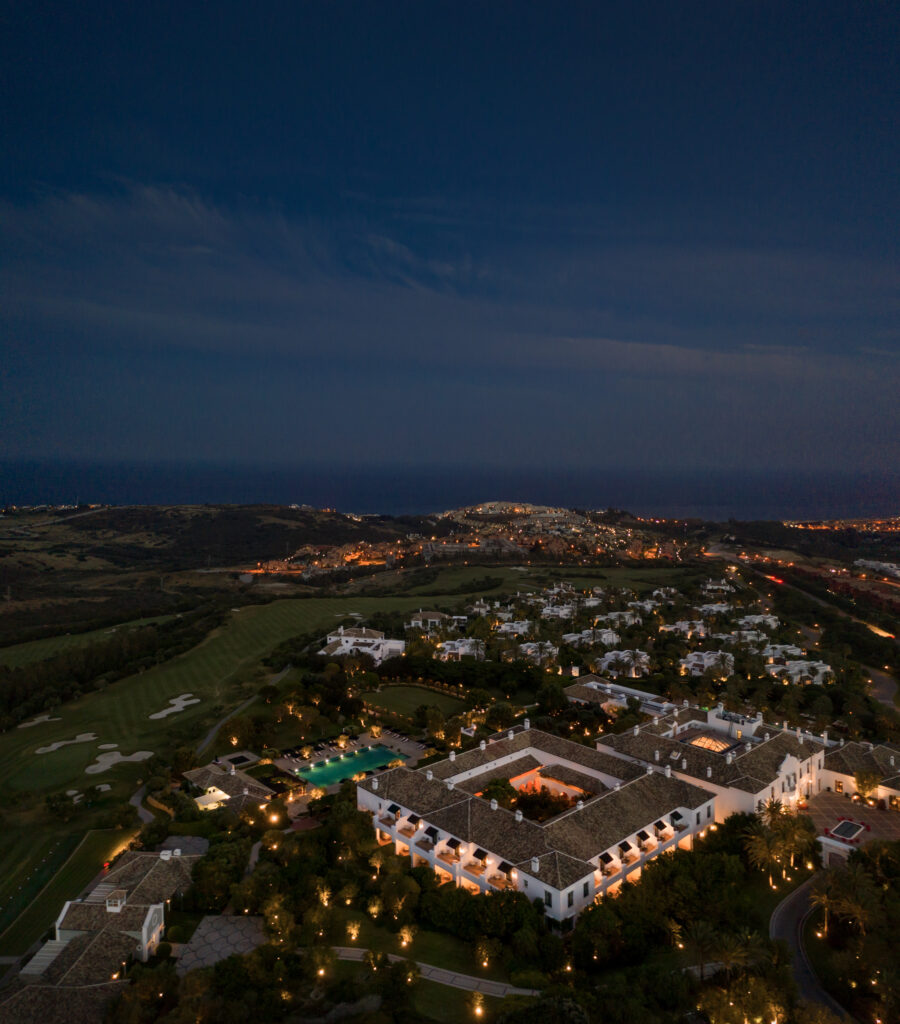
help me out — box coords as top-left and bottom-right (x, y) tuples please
(96, 783), (111, 792)
(149, 693), (200, 719)
(98, 743), (119, 750)
(85, 750), (153, 775)
(18, 714), (62, 729)
(35, 733), (97, 754)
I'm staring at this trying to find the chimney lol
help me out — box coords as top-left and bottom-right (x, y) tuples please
(515, 809), (523, 823)
(508, 730), (514, 740)
(756, 712), (763, 723)
(726, 752), (733, 765)
(840, 738), (845, 747)
(706, 766), (712, 778)
(243, 786), (248, 796)
(765, 733), (770, 741)
(615, 782), (622, 790)
(426, 770), (433, 781)
(891, 756), (895, 768)
(745, 742), (751, 753)
(446, 780), (454, 790)
(479, 740), (486, 751)
(665, 766), (671, 778)
(654, 750), (660, 761)
(646, 765), (653, 774)
(228, 763), (235, 775)
(633, 725), (639, 736)
(822, 730), (829, 743)
(524, 718), (531, 730)
(576, 800), (584, 810)
(490, 799), (498, 811)
(717, 702), (724, 712)
(449, 750), (456, 761)
(531, 857), (540, 873)
(799, 734), (804, 745)
(681, 758), (687, 771)
(372, 778), (379, 791)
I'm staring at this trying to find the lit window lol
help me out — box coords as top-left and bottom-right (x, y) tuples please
(835, 780), (843, 794)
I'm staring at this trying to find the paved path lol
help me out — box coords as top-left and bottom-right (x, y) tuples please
(128, 784), (154, 824)
(332, 946), (539, 997)
(769, 877), (848, 1018)
(175, 915), (266, 975)
(196, 664), (292, 755)
(864, 665), (898, 707)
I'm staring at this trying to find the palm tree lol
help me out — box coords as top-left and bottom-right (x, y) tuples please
(810, 870), (840, 937)
(685, 919), (718, 982)
(716, 932), (750, 981)
(760, 797), (784, 831)
(834, 862), (879, 937)
(745, 826), (781, 888)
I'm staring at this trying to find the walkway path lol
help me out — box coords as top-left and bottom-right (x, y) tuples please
(769, 877), (848, 1019)
(864, 665), (898, 707)
(331, 946), (539, 997)
(128, 784), (154, 824)
(196, 663), (292, 755)
(175, 915), (266, 976)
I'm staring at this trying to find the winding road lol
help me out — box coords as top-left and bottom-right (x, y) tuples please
(769, 877), (848, 1019)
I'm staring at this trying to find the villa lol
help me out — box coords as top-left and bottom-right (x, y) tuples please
(357, 723), (713, 923)
(679, 651), (734, 678)
(564, 676), (677, 719)
(765, 660), (833, 686)
(597, 704), (827, 819)
(406, 610), (450, 633)
(183, 761), (275, 812)
(318, 625), (406, 665)
(436, 638), (485, 661)
(819, 740), (900, 810)
(594, 650), (650, 678)
(659, 620), (707, 639)
(737, 614), (779, 631)
(561, 628), (620, 648)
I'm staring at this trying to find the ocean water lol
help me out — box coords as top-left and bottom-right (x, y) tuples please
(1, 460), (898, 522)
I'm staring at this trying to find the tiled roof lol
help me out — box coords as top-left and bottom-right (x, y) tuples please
(426, 729), (642, 783)
(0, 982), (123, 1024)
(359, 767), (470, 815)
(457, 755), (543, 793)
(544, 772), (710, 862)
(538, 764), (606, 794)
(183, 763), (274, 799)
(599, 722), (824, 794)
(824, 742), (900, 790)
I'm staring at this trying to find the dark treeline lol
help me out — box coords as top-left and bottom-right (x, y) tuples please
(0, 604), (229, 728)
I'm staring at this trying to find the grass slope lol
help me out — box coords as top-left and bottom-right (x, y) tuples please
(0, 615), (177, 668)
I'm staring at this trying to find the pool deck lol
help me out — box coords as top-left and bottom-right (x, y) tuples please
(274, 729), (424, 792)
(806, 791), (900, 844)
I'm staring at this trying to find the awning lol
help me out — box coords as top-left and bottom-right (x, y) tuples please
(424, 826), (439, 840)
(653, 820), (665, 830)
(408, 814), (421, 825)
(387, 803), (400, 814)
(618, 841), (632, 854)
(670, 811), (683, 821)
(600, 852), (614, 864)
(498, 861), (513, 874)
(446, 838), (461, 849)
(637, 830), (650, 842)
(473, 848), (487, 860)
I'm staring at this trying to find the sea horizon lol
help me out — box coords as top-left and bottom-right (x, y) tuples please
(1, 460), (898, 523)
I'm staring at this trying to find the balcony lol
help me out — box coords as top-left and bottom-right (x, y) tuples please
(488, 874), (514, 891)
(377, 816), (396, 830)
(436, 850), (460, 866)
(414, 838), (435, 854)
(398, 825), (417, 839)
(463, 860), (486, 877)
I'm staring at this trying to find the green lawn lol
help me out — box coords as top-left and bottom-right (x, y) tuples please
(0, 615), (177, 668)
(0, 827), (136, 955)
(330, 905), (509, 983)
(362, 685), (465, 717)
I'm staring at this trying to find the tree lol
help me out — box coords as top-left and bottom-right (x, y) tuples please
(744, 826), (781, 888)
(684, 919), (718, 981)
(853, 769), (880, 802)
(481, 778), (518, 810)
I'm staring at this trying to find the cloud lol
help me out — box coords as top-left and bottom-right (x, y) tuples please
(2, 184), (898, 472)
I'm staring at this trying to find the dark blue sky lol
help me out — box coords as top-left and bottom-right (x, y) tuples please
(2, 1), (898, 475)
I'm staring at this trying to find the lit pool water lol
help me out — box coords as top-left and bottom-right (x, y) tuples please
(297, 745), (406, 787)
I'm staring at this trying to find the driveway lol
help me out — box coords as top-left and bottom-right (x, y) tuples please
(769, 878), (847, 1018)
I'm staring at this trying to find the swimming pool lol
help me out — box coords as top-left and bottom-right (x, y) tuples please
(297, 745), (406, 788)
